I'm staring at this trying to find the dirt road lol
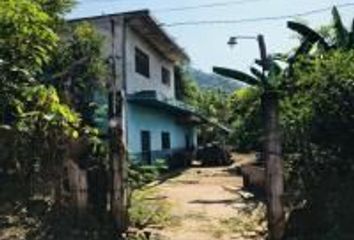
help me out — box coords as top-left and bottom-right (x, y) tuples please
(154, 154), (266, 240)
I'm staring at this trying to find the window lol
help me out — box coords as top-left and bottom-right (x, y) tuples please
(135, 47), (150, 78)
(141, 131), (151, 164)
(161, 132), (171, 150)
(161, 67), (171, 86)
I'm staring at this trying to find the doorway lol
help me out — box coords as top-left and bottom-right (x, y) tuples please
(141, 130), (151, 164)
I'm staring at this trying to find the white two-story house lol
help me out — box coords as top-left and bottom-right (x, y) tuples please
(70, 10), (203, 166)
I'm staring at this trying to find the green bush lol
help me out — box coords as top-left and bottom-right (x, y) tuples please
(283, 50), (354, 239)
(229, 87), (262, 152)
(128, 159), (167, 190)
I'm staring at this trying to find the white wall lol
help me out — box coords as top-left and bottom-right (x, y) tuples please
(125, 27), (176, 99)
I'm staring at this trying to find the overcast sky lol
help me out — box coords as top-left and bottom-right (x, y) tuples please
(68, 0), (354, 73)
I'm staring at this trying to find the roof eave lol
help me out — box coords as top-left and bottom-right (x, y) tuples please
(67, 9), (189, 63)
(124, 11), (189, 63)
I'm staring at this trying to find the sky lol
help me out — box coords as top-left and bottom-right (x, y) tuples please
(68, 0), (354, 73)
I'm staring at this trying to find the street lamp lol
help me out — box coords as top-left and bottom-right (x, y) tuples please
(227, 34), (269, 72)
(227, 35), (257, 47)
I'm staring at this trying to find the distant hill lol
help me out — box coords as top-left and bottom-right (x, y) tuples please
(188, 68), (244, 94)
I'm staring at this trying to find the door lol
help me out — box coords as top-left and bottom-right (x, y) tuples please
(141, 130), (151, 164)
(185, 134), (191, 150)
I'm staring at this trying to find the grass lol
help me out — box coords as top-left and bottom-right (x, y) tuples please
(129, 188), (175, 230)
(218, 203), (266, 237)
(127, 188), (182, 240)
(199, 203), (267, 239)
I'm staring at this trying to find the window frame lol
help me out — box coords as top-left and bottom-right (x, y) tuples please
(161, 131), (171, 150)
(141, 130), (152, 164)
(161, 66), (171, 86)
(135, 47), (150, 78)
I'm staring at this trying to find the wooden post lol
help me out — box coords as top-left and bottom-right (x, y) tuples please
(65, 159), (88, 211)
(108, 18), (128, 235)
(263, 92), (285, 240)
(257, 34), (285, 239)
(65, 137), (91, 211)
(109, 92), (128, 234)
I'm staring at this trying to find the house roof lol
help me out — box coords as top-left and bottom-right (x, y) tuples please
(68, 10), (189, 63)
(127, 90), (201, 121)
(127, 91), (231, 133)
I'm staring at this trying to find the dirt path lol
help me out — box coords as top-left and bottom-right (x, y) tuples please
(153, 154), (266, 240)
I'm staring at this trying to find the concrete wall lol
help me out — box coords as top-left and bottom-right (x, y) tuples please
(125, 27), (176, 99)
(83, 16), (125, 91)
(126, 103), (196, 157)
(81, 16), (128, 143)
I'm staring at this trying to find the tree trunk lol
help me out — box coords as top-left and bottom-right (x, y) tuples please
(262, 92), (285, 240)
(109, 91), (128, 235)
(65, 159), (88, 211)
(108, 18), (128, 235)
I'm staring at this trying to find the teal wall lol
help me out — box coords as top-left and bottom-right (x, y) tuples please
(126, 103), (196, 161)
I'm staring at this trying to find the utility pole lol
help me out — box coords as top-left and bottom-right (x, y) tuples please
(108, 18), (128, 236)
(228, 34), (285, 239)
(256, 34), (285, 240)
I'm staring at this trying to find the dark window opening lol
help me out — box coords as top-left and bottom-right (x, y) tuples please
(161, 132), (171, 150)
(161, 67), (171, 86)
(135, 47), (150, 78)
(185, 134), (191, 150)
(174, 67), (183, 100)
(141, 130), (151, 164)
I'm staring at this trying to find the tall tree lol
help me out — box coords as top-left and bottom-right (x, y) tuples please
(0, 0), (81, 202)
(45, 22), (108, 125)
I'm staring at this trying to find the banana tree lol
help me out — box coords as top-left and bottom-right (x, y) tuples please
(287, 6), (354, 58)
(282, 6), (352, 89)
(214, 46), (285, 239)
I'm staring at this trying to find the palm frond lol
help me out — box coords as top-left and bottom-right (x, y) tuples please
(287, 21), (330, 50)
(255, 58), (272, 70)
(250, 67), (263, 80)
(288, 38), (313, 64)
(332, 6), (349, 48)
(213, 67), (261, 86)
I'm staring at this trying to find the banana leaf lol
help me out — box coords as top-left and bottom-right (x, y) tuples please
(213, 67), (261, 86)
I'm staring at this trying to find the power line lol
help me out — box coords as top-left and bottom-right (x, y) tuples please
(161, 2), (354, 27)
(153, 0), (263, 13)
(77, 0), (263, 13)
